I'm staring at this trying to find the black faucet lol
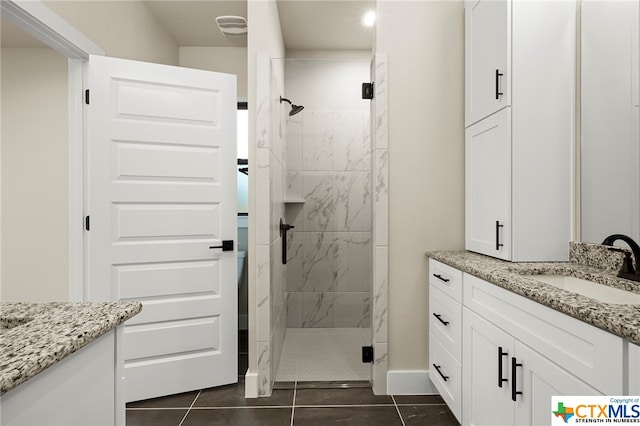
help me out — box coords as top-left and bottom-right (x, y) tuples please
(601, 234), (640, 283)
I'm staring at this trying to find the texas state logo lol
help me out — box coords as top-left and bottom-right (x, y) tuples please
(552, 396), (640, 424)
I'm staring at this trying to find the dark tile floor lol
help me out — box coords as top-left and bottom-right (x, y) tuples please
(126, 382), (460, 426)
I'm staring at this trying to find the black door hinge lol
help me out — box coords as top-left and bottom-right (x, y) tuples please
(362, 346), (374, 363)
(85, 216), (90, 231)
(362, 82), (374, 100)
(85, 89), (90, 105)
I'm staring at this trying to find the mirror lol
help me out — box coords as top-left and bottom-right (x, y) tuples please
(581, 0), (640, 245)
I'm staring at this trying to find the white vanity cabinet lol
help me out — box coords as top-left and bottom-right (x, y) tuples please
(461, 273), (625, 426)
(463, 309), (602, 426)
(1, 330), (123, 426)
(464, 0), (575, 262)
(427, 258), (637, 425)
(428, 259), (462, 423)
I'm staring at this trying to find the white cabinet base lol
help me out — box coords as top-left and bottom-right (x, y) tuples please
(0, 330), (121, 426)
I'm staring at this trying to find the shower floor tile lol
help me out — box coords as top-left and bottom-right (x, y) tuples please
(275, 328), (371, 382)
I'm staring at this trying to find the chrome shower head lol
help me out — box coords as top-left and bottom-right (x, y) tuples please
(280, 97), (305, 116)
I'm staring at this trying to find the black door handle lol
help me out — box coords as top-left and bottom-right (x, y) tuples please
(280, 219), (295, 265)
(511, 357), (522, 401)
(495, 69), (504, 99)
(498, 346), (508, 388)
(209, 240), (234, 251)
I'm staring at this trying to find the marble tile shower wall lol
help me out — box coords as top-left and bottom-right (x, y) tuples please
(285, 110), (372, 328)
(256, 53), (287, 396)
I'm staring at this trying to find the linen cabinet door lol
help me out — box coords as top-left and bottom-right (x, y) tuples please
(465, 0), (511, 126)
(513, 341), (601, 426)
(465, 108), (511, 260)
(463, 308), (514, 426)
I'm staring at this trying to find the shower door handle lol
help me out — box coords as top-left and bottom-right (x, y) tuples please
(280, 219), (295, 265)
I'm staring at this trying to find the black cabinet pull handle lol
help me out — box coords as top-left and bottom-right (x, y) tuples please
(433, 313), (450, 326)
(433, 273), (450, 283)
(209, 240), (234, 251)
(498, 346), (508, 388)
(496, 221), (504, 251)
(433, 364), (449, 382)
(511, 357), (523, 401)
(495, 69), (504, 99)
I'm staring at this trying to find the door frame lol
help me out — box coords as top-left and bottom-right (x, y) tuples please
(1, 0), (104, 301)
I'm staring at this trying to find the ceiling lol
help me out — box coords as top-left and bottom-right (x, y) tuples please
(1, 0), (373, 51)
(142, 1), (248, 48)
(278, 0), (374, 51)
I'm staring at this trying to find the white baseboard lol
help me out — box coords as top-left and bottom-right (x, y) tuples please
(387, 370), (439, 395)
(244, 371), (259, 398)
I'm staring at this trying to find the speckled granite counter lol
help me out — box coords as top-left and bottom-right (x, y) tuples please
(426, 248), (640, 345)
(0, 302), (142, 395)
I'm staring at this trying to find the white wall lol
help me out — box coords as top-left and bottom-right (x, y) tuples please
(376, 1), (465, 371)
(1, 48), (69, 301)
(179, 47), (248, 99)
(43, 0), (179, 66)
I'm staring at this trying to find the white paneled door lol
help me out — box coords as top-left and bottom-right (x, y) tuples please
(85, 55), (237, 402)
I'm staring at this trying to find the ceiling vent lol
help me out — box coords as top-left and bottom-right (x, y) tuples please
(215, 15), (248, 38)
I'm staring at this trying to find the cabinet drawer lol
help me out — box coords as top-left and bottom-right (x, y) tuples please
(429, 286), (462, 361)
(429, 259), (462, 302)
(463, 273), (624, 394)
(429, 336), (462, 423)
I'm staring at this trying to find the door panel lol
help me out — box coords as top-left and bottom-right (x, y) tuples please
(114, 141), (220, 181)
(514, 341), (601, 426)
(465, 0), (511, 126)
(126, 296), (220, 326)
(465, 108), (511, 260)
(463, 307), (514, 426)
(86, 55), (237, 402)
(124, 317), (221, 359)
(113, 203), (221, 240)
(116, 260), (221, 299)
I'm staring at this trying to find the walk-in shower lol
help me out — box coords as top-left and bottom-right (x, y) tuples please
(276, 57), (373, 385)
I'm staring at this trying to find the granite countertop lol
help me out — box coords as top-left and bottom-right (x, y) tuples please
(0, 302), (142, 395)
(426, 249), (640, 345)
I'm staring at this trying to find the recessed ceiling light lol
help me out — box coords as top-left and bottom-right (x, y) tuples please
(362, 10), (376, 27)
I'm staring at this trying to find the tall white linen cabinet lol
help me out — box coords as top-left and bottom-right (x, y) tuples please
(464, 0), (575, 262)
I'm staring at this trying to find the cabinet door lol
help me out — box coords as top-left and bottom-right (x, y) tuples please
(465, 108), (511, 260)
(465, 0), (511, 127)
(463, 308), (514, 426)
(513, 341), (601, 426)
(630, 343), (640, 395)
